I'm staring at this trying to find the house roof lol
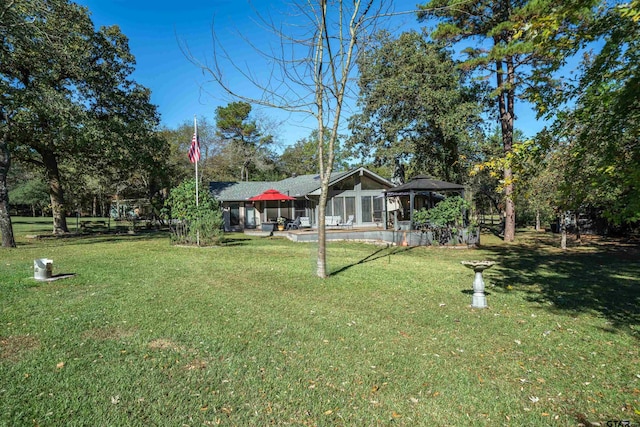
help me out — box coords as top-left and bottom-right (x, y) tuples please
(386, 175), (465, 194)
(209, 167), (393, 202)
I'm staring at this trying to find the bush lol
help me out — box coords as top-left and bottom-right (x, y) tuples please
(413, 196), (469, 230)
(163, 179), (224, 245)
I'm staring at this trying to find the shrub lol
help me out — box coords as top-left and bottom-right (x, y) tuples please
(413, 195), (469, 230)
(163, 179), (224, 245)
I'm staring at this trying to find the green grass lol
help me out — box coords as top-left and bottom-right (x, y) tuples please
(1, 218), (639, 426)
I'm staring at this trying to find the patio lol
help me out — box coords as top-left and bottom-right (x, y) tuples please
(244, 226), (480, 247)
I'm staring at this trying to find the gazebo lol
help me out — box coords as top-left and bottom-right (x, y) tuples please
(383, 175), (465, 230)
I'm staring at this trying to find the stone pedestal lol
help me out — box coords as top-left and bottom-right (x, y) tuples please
(461, 261), (496, 309)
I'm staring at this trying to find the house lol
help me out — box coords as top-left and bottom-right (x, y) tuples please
(209, 167), (394, 231)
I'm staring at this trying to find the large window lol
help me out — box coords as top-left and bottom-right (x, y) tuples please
(361, 195), (383, 223)
(333, 175), (356, 191)
(327, 196), (356, 221)
(345, 197), (355, 220)
(373, 196), (383, 222)
(294, 200), (307, 219)
(245, 204), (255, 228)
(333, 197), (344, 221)
(229, 203), (240, 226)
(360, 176), (380, 190)
(325, 200), (333, 216)
(361, 196), (372, 222)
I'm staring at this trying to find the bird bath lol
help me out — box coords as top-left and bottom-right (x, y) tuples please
(461, 261), (496, 308)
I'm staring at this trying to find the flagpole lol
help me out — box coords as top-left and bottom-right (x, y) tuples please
(194, 115), (200, 245)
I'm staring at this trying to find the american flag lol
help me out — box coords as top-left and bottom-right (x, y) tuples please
(188, 132), (200, 163)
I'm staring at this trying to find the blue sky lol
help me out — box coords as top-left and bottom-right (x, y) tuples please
(76, 0), (548, 148)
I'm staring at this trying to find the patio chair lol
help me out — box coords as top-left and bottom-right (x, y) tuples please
(339, 215), (354, 229)
(286, 216), (301, 230)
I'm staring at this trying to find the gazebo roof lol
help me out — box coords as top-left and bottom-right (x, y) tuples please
(385, 175), (465, 194)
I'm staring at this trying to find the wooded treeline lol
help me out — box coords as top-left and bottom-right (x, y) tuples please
(2, 0), (638, 248)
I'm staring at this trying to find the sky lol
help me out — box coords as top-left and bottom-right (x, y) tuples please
(76, 0), (548, 148)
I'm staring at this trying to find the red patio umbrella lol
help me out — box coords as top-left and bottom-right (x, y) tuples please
(248, 188), (295, 201)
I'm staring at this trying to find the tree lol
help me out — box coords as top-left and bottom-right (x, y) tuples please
(1, 0), (162, 239)
(214, 102), (275, 182)
(0, 0), (38, 246)
(417, 0), (595, 241)
(9, 177), (49, 217)
(550, 1), (640, 225)
(279, 129), (350, 177)
(348, 30), (482, 182)
(185, 0), (391, 277)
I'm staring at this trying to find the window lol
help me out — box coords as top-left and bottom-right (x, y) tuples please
(361, 196), (372, 222)
(334, 197), (344, 221)
(373, 197), (383, 222)
(360, 176), (380, 190)
(294, 200), (306, 219)
(245, 204), (256, 228)
(229, 203), (240, 226)
(333, 175), (356, 191)
(345, 197), (355, 220)
(360, 195), (382, 223)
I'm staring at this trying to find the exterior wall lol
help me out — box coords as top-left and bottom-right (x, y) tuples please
(223, 200), (317, 230)
(322, 174), (388, 227)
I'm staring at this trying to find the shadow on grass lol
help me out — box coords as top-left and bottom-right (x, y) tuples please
(19, 229), (170, 247)
(483, 237), (640, 338)
(331, 246), (415, 276)
(221, 238), (250, 247)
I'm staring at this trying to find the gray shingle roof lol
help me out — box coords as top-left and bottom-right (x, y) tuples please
(209, 168), (391, 202)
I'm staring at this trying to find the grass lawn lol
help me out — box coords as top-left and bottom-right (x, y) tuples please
(1, 218), (639, 426)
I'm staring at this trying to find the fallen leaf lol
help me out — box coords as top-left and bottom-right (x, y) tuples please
(56, 361), (65, 369)
(324, 410), (333, 415)
(392, 411), (402, 418)
(111, 395), (120, 405)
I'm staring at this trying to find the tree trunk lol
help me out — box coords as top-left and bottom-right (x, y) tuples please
(41, 148), (69, 234)
(0, 129), (16, 247)
(535, 209), (541, 232)
(316, 186), (328, 278)
(560, 216), (567, 250)
(496, 53), (516, 242)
